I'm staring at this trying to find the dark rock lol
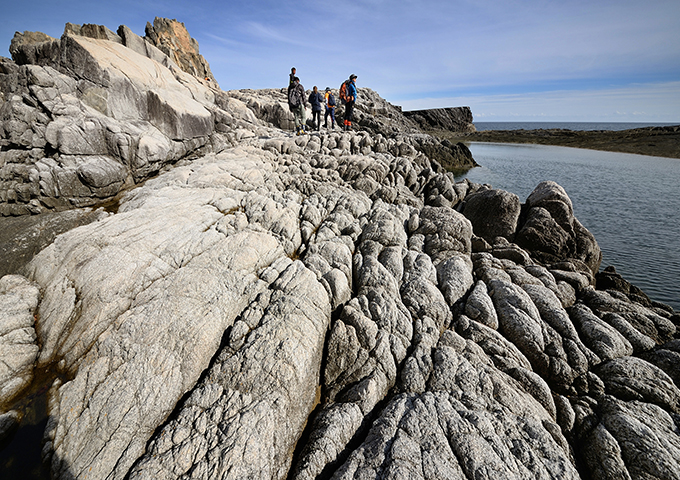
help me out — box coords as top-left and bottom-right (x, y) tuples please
(0, 208), (108, 277)
(403, 106), (476, 132)
(9, 31), (60, 66)
(462, 188), (521, 243)
(516, 181), (601, 274)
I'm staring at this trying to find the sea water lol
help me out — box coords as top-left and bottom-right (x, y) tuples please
(455, 141), (680, 312)
(474, 121), (679, 131)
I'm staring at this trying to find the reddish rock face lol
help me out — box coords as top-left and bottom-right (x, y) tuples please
(145, 17), (217, 85)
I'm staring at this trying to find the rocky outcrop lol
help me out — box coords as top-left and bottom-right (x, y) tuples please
(1, 17), (679, 480)
(143, 17), (218, 85)
(404, 106), (476, 133)
(0, 21), (474, 218)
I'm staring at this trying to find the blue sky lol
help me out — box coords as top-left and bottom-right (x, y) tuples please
(2, 0), (679, 122)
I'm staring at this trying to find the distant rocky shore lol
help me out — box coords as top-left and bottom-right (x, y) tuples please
(1, 17), (679, 480)
(431, 125), (680, 159)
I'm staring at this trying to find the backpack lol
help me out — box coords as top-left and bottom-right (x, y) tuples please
(327, 93), (336, 107)
(288, 85), (301, 107)
(339, 80), (350, 104)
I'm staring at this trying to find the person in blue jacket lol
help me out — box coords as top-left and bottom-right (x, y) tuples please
(343, 74), (357, 130)
(308, 86), (324, 131)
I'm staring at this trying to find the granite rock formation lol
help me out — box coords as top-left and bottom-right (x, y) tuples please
(1, 18), (679, 480)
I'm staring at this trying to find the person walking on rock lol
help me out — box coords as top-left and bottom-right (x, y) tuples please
(288, 76), (307, 135)
(342, 74), (357, 130)
(289, 67), (296, 86)
(309, 86), (324, 131)
(324, 87), (336, 129)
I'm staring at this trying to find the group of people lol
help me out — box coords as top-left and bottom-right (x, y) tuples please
(287, 67), (357, 135)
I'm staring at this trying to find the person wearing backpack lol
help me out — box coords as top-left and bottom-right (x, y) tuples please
(324, 87), (336, 129)
(308, 86), (324, 131)
(342, 74), (357, 130)
(288, 76), (307, 135)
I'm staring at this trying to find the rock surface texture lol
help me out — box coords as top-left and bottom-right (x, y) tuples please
(1, 18), (679, 480)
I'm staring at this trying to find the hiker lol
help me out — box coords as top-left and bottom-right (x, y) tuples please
(288, 76), (307, 135)
(341, 74), (357, 130)
(324, 87), (336, 129)
(289, 67), (296, 86)
(309, 86), (324, 131)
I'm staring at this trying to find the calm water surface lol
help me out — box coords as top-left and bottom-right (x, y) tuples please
(456, 142), (680, 312)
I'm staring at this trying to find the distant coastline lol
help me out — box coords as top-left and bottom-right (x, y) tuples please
(432, 123), (680, 159)
(473, 121), (680, 132)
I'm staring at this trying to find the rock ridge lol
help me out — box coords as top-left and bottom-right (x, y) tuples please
(0, 17), (678, 480)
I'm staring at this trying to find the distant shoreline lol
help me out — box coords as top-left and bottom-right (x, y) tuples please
(431, 125), (680, 159)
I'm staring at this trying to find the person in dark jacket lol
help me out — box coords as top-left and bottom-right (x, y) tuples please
(288, 76), (307, 135)
(289, 67), (296, 86)
(343, 74), (357, 130)
(308, 86), (324, 131)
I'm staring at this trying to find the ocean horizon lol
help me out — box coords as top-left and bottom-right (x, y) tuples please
(473, 121), (679, 132)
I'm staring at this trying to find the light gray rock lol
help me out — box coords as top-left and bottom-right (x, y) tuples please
(129, 261), (331, 479)
(0, 274), (40, 403)
(414, 205), (472, 265)
(465, 280), (498, 329)
(584, 396), (680, 480)
(581, 287), (676, 344)
(594, 356), (680, 413)
(333, 341), (579, 479)
(436, 254), (474, 306)
(570, 303), (633, 362)
(3, 16), (676, 480)
(489, 278), (548, 370)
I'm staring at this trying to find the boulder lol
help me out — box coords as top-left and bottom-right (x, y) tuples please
(462, 188), (521, 242)
(516, 181), (602, 274)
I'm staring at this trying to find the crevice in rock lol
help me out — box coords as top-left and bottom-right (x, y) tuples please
(124, 315), (243, 479)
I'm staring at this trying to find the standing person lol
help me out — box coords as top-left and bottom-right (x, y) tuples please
(308, 86), (324, 131)
(324, 87), (336, 129)
(288, 76), (307, 135)
(343, 74), (357, 130)
(289, 67), (296, 86)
